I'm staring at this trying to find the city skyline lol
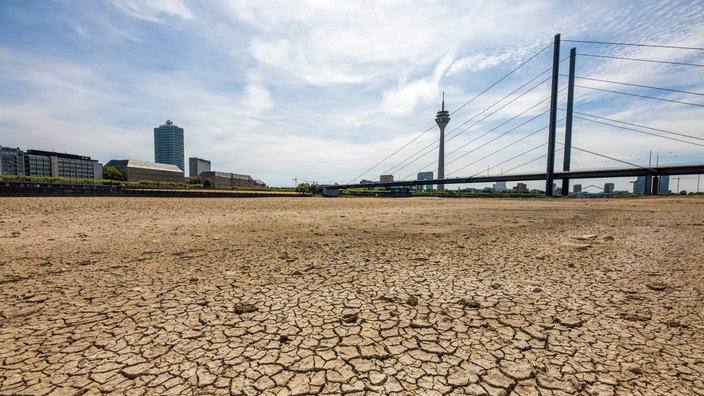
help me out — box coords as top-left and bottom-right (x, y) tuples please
(0, 142), (689, 195)
(1, 1), (702, 190)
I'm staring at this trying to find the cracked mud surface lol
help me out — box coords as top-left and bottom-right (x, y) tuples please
(1, 196), (703, 395)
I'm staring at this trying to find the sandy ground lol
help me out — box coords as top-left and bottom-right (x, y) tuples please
(1, 196), (703, 396)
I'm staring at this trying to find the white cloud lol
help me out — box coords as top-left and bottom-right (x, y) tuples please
(108, 0), (195, 22)
(241, 83), (273, 115)
(379, 49), (459, 116)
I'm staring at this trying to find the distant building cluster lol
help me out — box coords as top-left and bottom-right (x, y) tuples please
(633, 175), (669, 195)
(1, 120), (265, 187)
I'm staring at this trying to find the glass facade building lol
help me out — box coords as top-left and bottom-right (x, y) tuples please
(0, 146), (26, 175)
(154, 120), (185, 171)
(25, 152), (52, 177)
(658, 175), (670, 194)
(633, 175), (670, 195)
(417, 171), (434, 191)
(0, 146), (102, 179)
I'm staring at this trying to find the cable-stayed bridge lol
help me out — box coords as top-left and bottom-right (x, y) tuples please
(336, 34), (704, 196)
(334, 165), (704, 191)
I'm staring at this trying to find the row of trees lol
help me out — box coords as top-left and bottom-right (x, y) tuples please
(295, 182), (318, 194)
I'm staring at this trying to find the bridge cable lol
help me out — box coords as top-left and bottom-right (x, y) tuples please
(445, 121), (550, 178)
(575, 85), (704, 108)
(379, 75), (552, 177)
(350, 41), (555, 183)
(499, 145), (560, 176)
(347, 124), (436, 184)
(562, 40), (704, 51)
(565, 110), (704, 142)
(426, 87), (565, 180)
(381, 67), (556, 177)
(570, 114), (704, 148)
(431, 106), (550, 177)
(578, 53), (704, 68)
(566, 144), (649, 169)
(445, 72), (556, 146)
(451, 42), (554, 115)
(445, 54), (569, 144)
(447, 115), (565, 179)
(399, 97), (550, 180)
(562, 75), (704, 97)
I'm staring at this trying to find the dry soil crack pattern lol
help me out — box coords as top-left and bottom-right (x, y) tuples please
(1, 196), (703, 395)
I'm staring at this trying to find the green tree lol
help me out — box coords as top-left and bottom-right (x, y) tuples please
(103, 166), (125, 181)
(296, 183), (318, 194)
(203, 178), (214, 188)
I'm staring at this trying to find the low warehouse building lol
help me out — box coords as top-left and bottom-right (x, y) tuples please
(105, 159), (183, 183)
(199, 171), (265, 189)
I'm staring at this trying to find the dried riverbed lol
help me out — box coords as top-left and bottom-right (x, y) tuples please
(1, 196), (703, 395)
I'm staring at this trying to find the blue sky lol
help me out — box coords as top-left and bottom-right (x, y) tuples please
(1, 1), (703, 191)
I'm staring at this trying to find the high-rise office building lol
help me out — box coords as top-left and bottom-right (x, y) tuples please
(633, 176), (647, 195)
(633, 175), (670, 195)
(492, 181), (507, 192)
(154, 120), (184, 171)
(658, 175), (670, 194)
(417, 171), (433, 191)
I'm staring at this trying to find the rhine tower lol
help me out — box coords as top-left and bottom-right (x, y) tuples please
(435, 93), (451, 191)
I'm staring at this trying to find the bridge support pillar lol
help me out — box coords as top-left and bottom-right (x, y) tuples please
(561, 47), (576, 197)
(322, 186), (339, 197)
(546, 34), (560, 196)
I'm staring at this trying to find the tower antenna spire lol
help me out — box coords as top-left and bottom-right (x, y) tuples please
(442, 91), (445, 111)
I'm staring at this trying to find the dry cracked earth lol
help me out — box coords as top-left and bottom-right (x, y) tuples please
(1, 196), (703, 396)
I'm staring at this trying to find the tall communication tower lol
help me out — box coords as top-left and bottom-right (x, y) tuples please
(435, 93), (451, 191)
